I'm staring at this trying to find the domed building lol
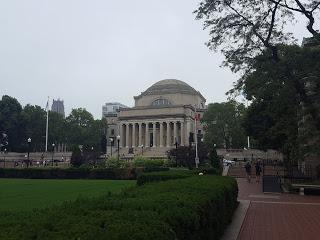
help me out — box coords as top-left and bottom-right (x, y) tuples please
(115, 79), (206, 157)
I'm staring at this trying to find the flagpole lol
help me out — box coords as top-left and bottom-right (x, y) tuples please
(194, 105), (199, 168)
(45, 97), (49, 152)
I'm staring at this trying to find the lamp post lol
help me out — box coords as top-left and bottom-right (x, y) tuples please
(3, 148), (6, 168)
(27, 138), (31, 168)
(117, 135), (120, 161)
(110, 138), (114, 157)
(141, 144), (144, 156)
(52, 143), (55, 166)
(91, 146), (95, 167)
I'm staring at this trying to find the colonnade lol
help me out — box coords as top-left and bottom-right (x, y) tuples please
(119, 120), (191, 148)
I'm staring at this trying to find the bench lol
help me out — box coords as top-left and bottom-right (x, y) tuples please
(291, 184), (320, 195)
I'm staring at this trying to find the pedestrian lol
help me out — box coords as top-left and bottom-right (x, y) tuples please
(255, 160), (262, 183)
(245, 161), (252, 183)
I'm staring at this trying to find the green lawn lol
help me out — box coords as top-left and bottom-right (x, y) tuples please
(0, 179), (135, 211)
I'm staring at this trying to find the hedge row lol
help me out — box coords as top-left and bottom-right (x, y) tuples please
(137, 168), (220, 185)
(0, 175), (238, 240)
(0, 167), (169, 180)
(137, 169), (196, 185)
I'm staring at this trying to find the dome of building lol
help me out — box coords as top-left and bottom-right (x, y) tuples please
(142, 79), (201, 96)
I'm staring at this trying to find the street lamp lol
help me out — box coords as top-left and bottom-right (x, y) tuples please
(3, 148), (7, 168)
(27, 138), (31, 168)
(52, 143), (55, 166)
(110, 138), (114, 157)
(117, 135), (120, 161)
(141, 144), (144, 156)
(91, 146), (95, 167)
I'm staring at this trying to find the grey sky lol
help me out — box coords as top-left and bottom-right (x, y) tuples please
(0, 1), (317, 119)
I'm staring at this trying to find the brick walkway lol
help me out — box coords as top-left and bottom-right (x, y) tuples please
(236, 178), (320, 240)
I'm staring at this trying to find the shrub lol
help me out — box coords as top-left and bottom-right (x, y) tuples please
(0, 168), (136, 180)
(0, 175), (238, 240)
(105, 156), (130, 168)
(133, 156), (166, 168)
(137, 169), (197, 185)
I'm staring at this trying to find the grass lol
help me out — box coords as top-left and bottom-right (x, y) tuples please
(0, 179), (136, 212)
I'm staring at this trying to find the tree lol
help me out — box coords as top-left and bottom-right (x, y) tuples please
(70, 147), (84, 167)
(0, 95), (23, 151)
(202, 101), (247, 149)
(168, 143), (209, 168)
(195, 1), (320, 162)
(48, 111), (67, 146)
(20, 104), (46, 151)
(242, 45), (320, 160)
(65, 108), (106, 152)
(195, 0), (320, 71)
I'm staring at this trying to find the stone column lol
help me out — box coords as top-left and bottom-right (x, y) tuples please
(145, 122), (149, 147)
(159, 122), (163, 147)
(152, 122), (156, 147)
(173, 121), (177, 145)
(166, 122), (170, 147)
(132, 123), (136, 147)
(138, 123), (142, 146)
(125, 123), (130, 148)
(180, 121), (184, 146)
(119, 123), (123, 147)
(186, 120), (191, 146)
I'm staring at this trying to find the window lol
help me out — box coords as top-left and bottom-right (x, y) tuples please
(151, 98), (172, 106)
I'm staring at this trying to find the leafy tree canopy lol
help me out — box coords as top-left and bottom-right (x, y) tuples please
(201, 100), (247, 149)
(195, 0), (320, 71)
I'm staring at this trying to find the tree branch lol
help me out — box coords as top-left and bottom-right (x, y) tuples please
(311, 2), (320, 12)
(226, 3), (268, 45)
(294, 0), (320, 41)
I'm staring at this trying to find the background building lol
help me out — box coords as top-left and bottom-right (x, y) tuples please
(51, 99), (65, 118)
(116, 79), (207, 157)
(102, 102), (128, 118)
(102, 102), (128, 155)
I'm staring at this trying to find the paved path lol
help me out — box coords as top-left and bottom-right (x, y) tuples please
(236, 178), (320, 240)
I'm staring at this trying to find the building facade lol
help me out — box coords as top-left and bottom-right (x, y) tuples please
(51, 99), (65, 118)
(103, 102), (128, 153)
(116, 79), (206, 157)
(102, 102), (128, 118)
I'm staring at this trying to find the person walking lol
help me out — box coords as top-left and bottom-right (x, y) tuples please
(255, 160), (262, 183)
(245, 161), (252, 183)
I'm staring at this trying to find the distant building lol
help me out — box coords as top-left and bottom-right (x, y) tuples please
(103, 102), (128, 153)
(51, 99), (65, 118)
(102, 102), (128, 118)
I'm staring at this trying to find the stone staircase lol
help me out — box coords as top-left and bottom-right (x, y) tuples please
(116, 146), (172, 159)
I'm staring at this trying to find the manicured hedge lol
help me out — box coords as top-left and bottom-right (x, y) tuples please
(136, 168), (220, 185)
(0, 175), (238, 240)
(137, 169), (196, 185)
(0, 168), (136, 180)
(0, 167), (169, 180)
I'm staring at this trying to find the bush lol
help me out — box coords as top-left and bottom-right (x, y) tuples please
(137, 168), (220, 186)
(0, 168), (136, 180)
(137, 169), (197, 185)
(105, 157), (130, 168)
(0, 175), (238, 240)
(133, 156), (167, 168)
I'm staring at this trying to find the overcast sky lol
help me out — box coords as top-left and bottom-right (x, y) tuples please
(0, 1), (317, 119)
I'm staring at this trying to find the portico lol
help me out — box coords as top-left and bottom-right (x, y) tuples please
(119, 120), (189, 148)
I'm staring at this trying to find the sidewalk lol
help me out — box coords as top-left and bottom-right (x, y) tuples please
(235, 178), (320, 240)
